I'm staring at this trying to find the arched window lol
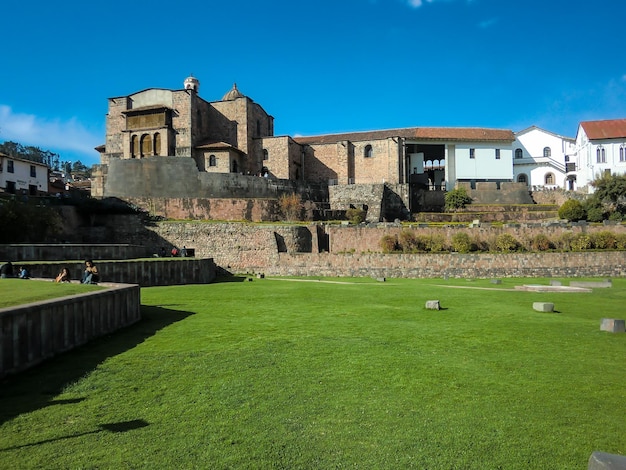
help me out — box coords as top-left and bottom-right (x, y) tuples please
(597, 146), (606, 163)
(263, 149), (269, 161)
(232, 160), (238, 173)
(545, 173), (555, 185)
(517, 174), (528, 184)
(140, 134), (152, 157)
(515, 148), (523, 159)
(153, 133), (161, 156)
(209, 155), (216, 167)
(543, 147), (551, 157)
(364, 145), (373, 158)
(131, 135), (138, 158)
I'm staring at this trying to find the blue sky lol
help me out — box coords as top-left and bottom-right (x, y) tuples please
(1, 0), (625, 166)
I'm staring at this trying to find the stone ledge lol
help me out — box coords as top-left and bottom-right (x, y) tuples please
(0, 281), (141, 379)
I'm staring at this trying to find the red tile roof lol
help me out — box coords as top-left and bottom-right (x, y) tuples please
(294, 127), (514, 145)
(580, 119), (626, 140)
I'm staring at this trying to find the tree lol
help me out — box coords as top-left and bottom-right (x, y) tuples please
(590, 172), (626, 216)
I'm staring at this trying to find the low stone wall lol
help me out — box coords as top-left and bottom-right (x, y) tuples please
(255, 251), (626, 279)
(21, 258), (217, 287)
(0, 244), (151, 262)
(0, 282), (140, 379)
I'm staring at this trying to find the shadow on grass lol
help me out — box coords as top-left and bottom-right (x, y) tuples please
(0, 419), (150, 452)
(0, 305), (193, 426)
(214, 275), (249, 283)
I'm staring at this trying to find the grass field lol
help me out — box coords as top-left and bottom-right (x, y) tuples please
(0, 279), (102, 308)
(1, 276), (625, 469)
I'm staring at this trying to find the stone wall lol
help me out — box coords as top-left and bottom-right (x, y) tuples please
(0, 244), (150, 262)
(0, 283), (140, 379)
(20, 258), (217, 287)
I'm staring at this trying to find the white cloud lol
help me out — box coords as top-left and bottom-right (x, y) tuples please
(405, 0), (472, 8)
(0, 105), (101, 160)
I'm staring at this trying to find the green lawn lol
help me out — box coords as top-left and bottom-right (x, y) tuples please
(0, 278), (103, 308)
(1, 276), (625, 469)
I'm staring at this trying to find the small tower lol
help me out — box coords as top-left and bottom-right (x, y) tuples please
(184, 75), (199, 93)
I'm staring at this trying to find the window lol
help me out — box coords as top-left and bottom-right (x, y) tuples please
(364, 145), (373, 158)
(495, 149), (500, 160)
(153, 133), (161, 156)
(621, 145), (626, 162)
(131, 135), (138, 158)
(597, 147), (606, 163)
(543, 147), (551, 157)
(30, 165), (36, 177)
(517, 174), (528, 184)
(209, 155), (216, 167)
(469, 148), (475, 159)
(263, 149), (269, 161)
(140, 134), (152, 157)
(7, 160), (14, 173)
(515, 148), (523, 159)
(545, 173), (555, 185)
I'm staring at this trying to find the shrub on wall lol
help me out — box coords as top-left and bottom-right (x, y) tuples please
(346, 208), (366, 225)
(495, 233), (519, 252)
(570, 233), (592, 251)
(426, 234), (447, 252)
(558, 199), (586, 222)
(398, 230), (418, 252)
(616, 233), (626, 250)
(278, 193), (303, 221)
(451, 232), (472, 253)
(531, 233), (553, 251)
(591, 231), (617, 250)
(444, 187), (472, 211)
(380, 235), (398, 253)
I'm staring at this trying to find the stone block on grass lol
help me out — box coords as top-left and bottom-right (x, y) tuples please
(588, 451), (626, 470)
(600, 318), (626, 333)
(425, 300), (440, 310)
(533, 302), (554, 312)
(491, 279), (502, 285)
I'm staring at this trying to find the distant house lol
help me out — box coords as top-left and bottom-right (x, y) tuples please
(573, 118), (626, 192)
(0, 153), (49, 196)
(512, 126), (576, 190)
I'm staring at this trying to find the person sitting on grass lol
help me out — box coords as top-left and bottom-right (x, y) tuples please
(18, 266), (30, 279)
(55, 267), (71, 283)
(80, 260), (99, 284)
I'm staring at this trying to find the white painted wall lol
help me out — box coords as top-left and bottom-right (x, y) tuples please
(0, 156), (49, 194)
(453, 144), (513, 180)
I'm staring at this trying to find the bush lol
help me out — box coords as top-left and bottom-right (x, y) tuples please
(586, 206), (605, 223)
(616, 234), (626, 250)
(426, 234), (447, 252)
(380, 235), (398, 253)
(451, 232), (472, 253)
(278, 193), (303, 221)
(398, 230), (426, 252)
(346, 208), (366, 225)
(608, 211), (623, 222)
(592, 231), (617, 250)
(555, 232), (574, 251)
(495, 233), (519, 252)
(445, 187), (472, 211)
(531, 233), (553, 251)
(570, 233), (592, 251)
(558, 199), (586, 222)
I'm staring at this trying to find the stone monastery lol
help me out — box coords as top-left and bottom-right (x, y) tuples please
(92, 75), (626, 220)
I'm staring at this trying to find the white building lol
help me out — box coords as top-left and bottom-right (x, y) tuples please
(573, 119), (626, 192)
(0, 153), (49, 195)
(512, 126), (576, 190)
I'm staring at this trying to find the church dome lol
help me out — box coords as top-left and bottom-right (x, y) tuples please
(184, 75), (199, 93)
(222, 83), (244, 101)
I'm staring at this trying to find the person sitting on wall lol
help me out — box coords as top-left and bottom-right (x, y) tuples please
(55, 267), (71, 283)
(0, 261), (14, 278)
(80, 260), (99, 284)
(171, 247), (179, 257)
